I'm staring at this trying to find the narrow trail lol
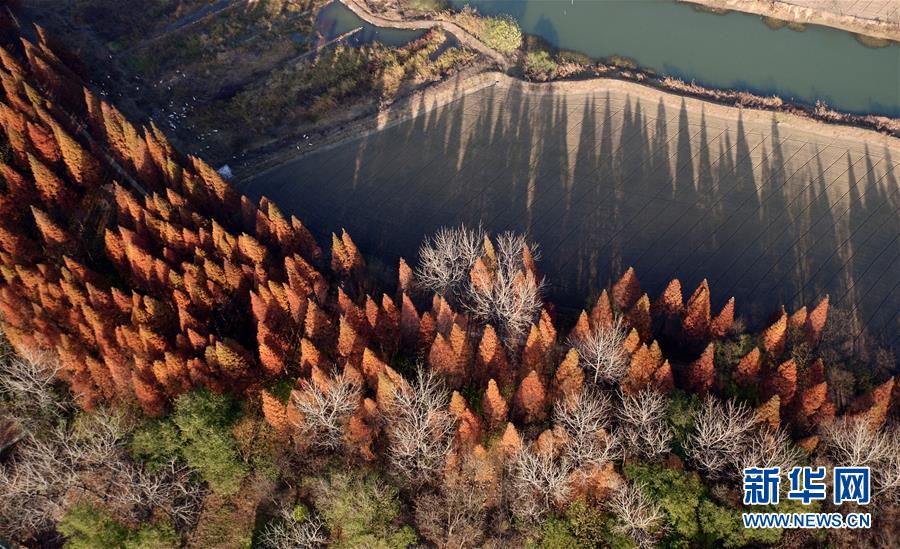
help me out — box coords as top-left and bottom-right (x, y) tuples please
(118, 0), (246, 57)
(338, 0), (510, 69)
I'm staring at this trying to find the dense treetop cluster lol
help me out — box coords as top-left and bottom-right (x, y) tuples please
(0, 20), (896, 549)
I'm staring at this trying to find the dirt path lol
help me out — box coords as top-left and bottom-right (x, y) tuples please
(244, 70), (898, 181)
(681, 0), (900, 41)
(339, 0), (510, 68)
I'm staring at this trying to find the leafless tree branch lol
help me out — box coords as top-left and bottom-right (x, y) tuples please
(554, 388), (619, 471)
(289, 372), (361, 451)
(822, 417), (900, 505)
(607, 481), (666, 549)
(684, 397), (758, 478)
(259, 507), (328, 549)
(569, 318), (629, 385)
(383, 367), (456, 488)
(510, 445), (571, 522)
(616, 390), (673, 461)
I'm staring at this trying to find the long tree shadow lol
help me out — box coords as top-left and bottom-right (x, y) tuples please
(242, 83), (900, 350)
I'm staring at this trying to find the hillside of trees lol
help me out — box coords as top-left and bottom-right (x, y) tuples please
(0, 17), (898, 549)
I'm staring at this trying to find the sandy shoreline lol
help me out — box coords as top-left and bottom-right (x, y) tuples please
(680, 0), (900, 41)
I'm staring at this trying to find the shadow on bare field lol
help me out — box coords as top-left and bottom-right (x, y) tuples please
(243, 78), (900, 351)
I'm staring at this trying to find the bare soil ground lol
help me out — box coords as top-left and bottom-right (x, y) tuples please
(21, 0), (482, 169)
(682, 0), (900, 41)
(244, 73), (900, 348)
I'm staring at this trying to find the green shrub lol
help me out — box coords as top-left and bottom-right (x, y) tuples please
(307, 470), (416, 548)
(124, 521), (178, 549)
(530, 501), (632, 549)
(524, 50), (557, 81)
(666, 391), (699, 455)
(130, 417), (182, 472)
(132, 390), (248, 495)
(58, 502), (130, 549)
(625, 463), (704, 545)
(625, 462), (801, 547)
(403, 0), (448, 13)
(172, 390), (248, 495)
(58, 502), (177, 549)
(480, 16), (523, 54)
(535, 517), (578, 548)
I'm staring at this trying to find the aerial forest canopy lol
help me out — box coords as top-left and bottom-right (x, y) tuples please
(0, 16), (897, 549)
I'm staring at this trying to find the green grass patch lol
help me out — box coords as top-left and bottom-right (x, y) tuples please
(762, 16), (788, 30)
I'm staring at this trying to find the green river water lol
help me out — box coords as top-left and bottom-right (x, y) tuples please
(448, 0), (900, 116)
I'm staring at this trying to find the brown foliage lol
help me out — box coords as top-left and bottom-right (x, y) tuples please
(685, 342), (715, 395)
(763, 312), (788, 358)
(482, 378), (508, 430)
(767, 359), (797, 405)
(710, 297), (734, 339)
(846, 377), (894, 431)
(612, 266), (641, 311)
(478, 324), (512, 387)
(550, 349), (583, 404)
(756, 395), (781, 430)
(653, 278), (683, 318)
(681, 279), (710, 346)
(804, 295), (829, 346)
(626, 294), (652, 342)
(521, 324), (547, 377)
(590, 288), (613, 329)
(261, 390), (289, 433)
(513, 370), (547, 424)
(734, 347), (761, 386)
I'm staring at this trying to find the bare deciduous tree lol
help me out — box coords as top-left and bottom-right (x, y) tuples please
(685, 397), (758, 478)
(510, 445), (572, 522)
(465, 231), (544, 347)
(616, 390), (673, 461)
(259, 507), (328, 549)
(569, 318), (629, 385)
(416, 225), (544, 347)
(822, 417), (900, 504)
(0, 409), (129, 539)
(289, 372), (361, 451)
(554, 388), (619, 471)
(415, 487), (486, 549)
(417, 224), (485, 299)
(383, 367), (456, 487)
(112, 460), (205, 529)
(0, 346), (67, 426)
(607, 481), (666, 549)
(732, 428), (802, 476)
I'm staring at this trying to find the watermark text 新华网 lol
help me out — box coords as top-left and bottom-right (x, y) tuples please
(741, 465), (871, 529)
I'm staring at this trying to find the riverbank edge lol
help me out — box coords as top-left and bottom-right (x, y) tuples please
(233, 0), (898, 181)
(239, 69), (899, 188)
(338, 0), (898, 135)
(679, 0), (900, 42)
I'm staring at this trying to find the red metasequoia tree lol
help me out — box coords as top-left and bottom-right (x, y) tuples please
(762, 311), (788, 358)
(734, 347), (762, 386)
(681, 279), (710, 346)
(710, 297), (734, 339)
(513, 370), (547, 424)
(590, 288), (614, 329)
(482, 378), (508, 430)
(684, 342), (715, 395)
(550, 349), (583, 404)
(653, 278), (683, 319)
(804, 295), (829, 346)
(612, 266), (641, 311)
